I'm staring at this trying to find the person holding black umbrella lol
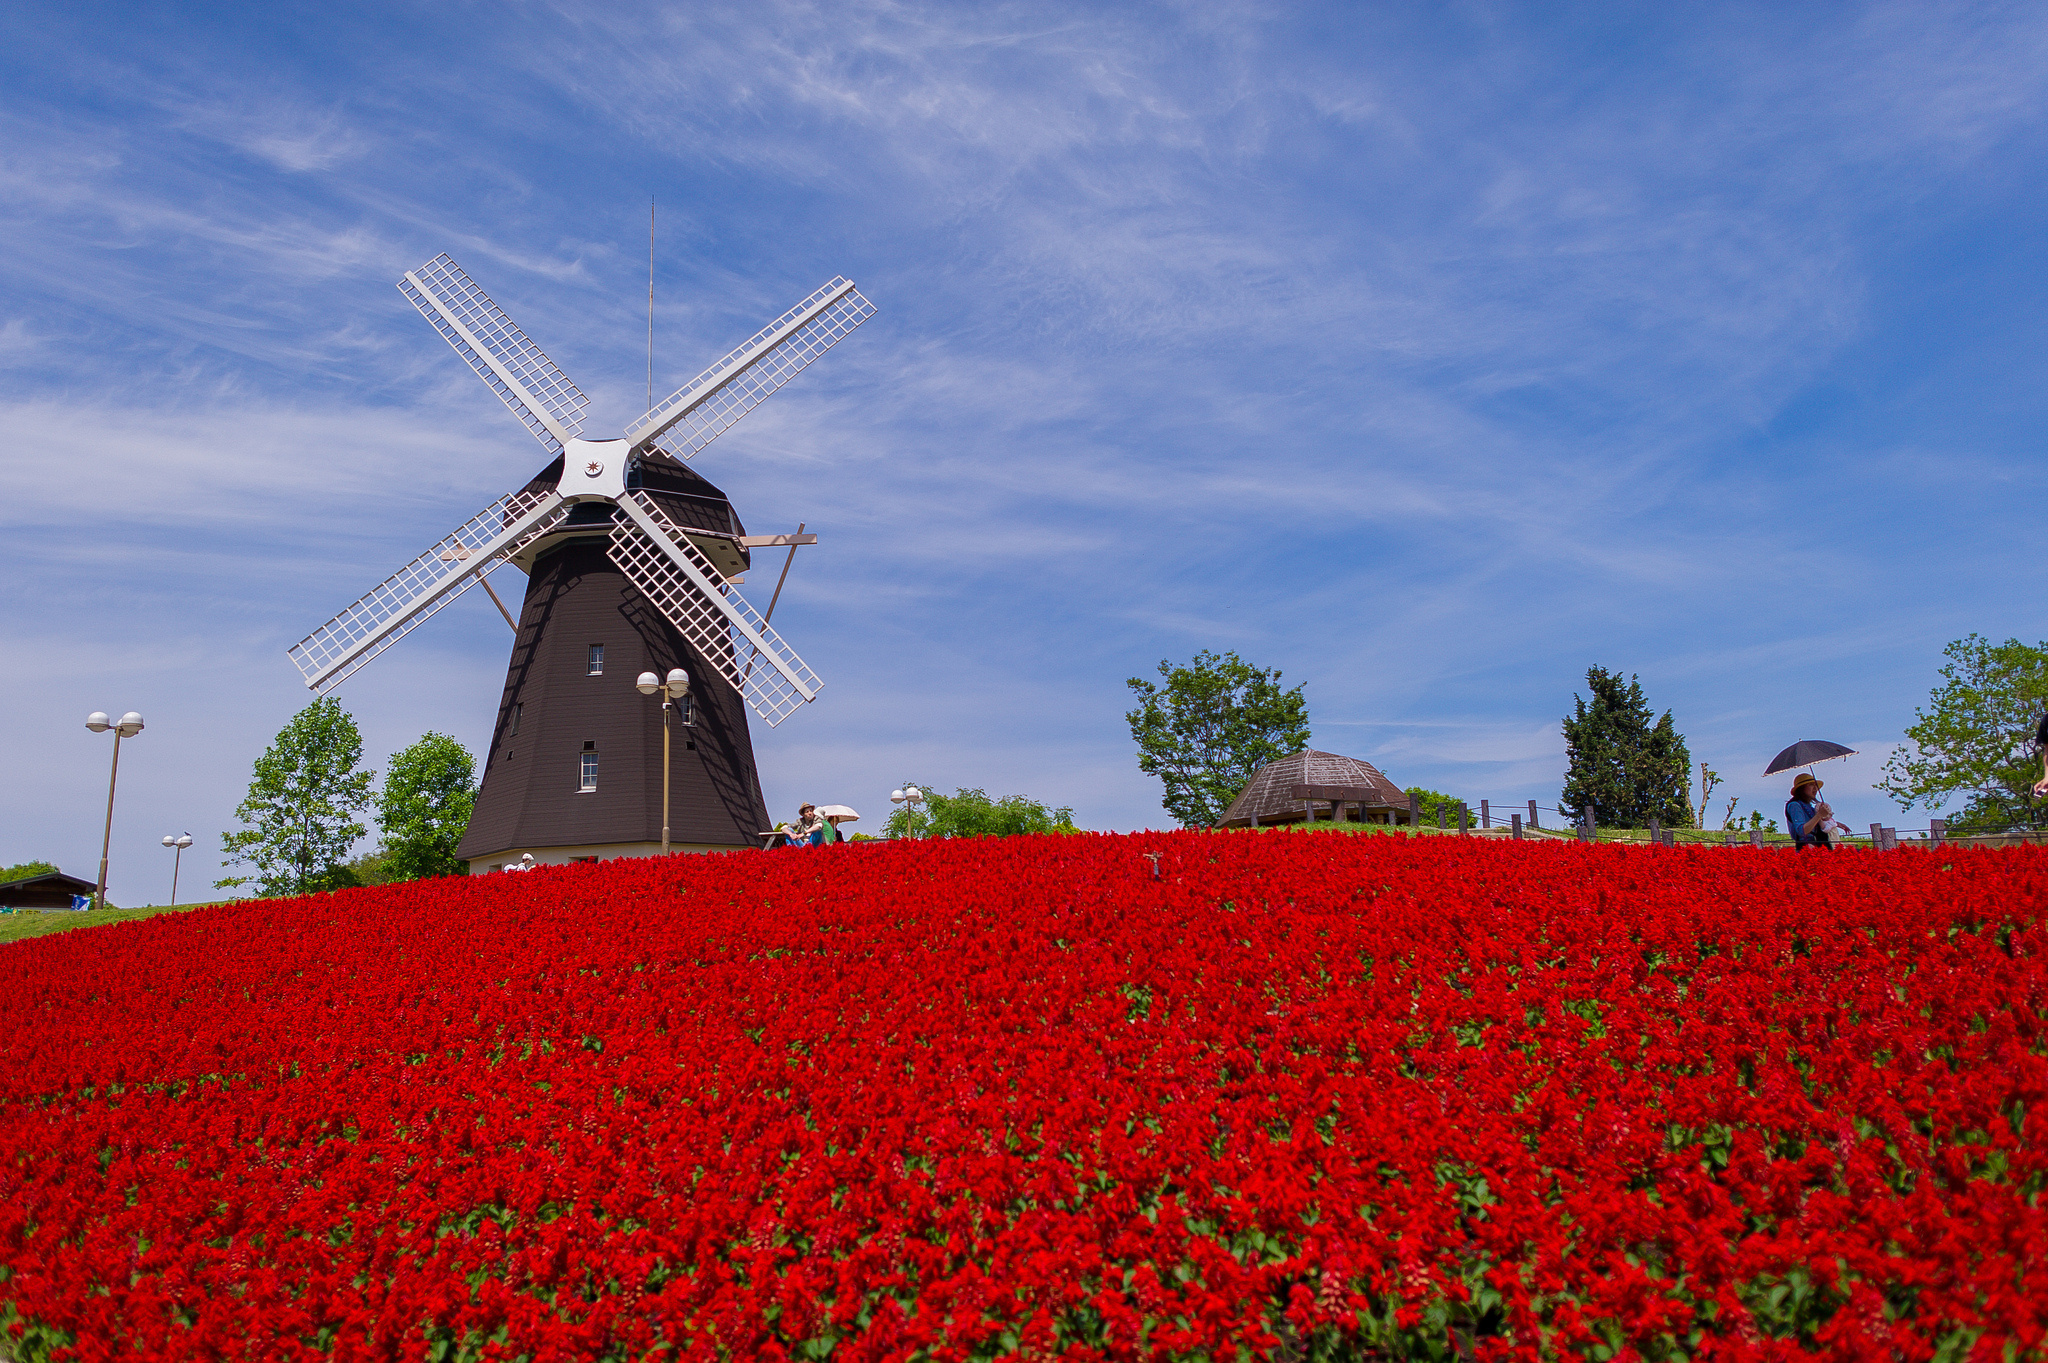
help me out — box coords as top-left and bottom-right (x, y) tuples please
(2035, 713), (2048, 797)
(1786, 775), (1835, 850)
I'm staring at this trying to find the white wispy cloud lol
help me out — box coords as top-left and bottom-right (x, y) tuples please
(166, 96), (371, 173)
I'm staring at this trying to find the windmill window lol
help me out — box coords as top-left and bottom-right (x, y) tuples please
(580, 749), (598, 792)
(509, 702), (522, 736)
(676, 693), (694, 726)
(587, 645), (605, 675)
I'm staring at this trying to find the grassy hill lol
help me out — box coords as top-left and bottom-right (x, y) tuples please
(0, 900), (219, 946)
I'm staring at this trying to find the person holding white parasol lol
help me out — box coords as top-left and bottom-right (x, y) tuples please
(816, 805), (860, 845)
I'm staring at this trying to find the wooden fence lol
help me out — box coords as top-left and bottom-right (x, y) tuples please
(1296, 794), (2045, 849)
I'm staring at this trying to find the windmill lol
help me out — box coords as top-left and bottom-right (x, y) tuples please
(288, 254), (874, 869)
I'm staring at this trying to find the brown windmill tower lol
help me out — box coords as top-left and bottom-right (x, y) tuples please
(288, 255), (874, 869)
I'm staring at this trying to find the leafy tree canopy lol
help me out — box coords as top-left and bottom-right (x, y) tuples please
(337, 850), (395, 888)
(884, 786), (1077, 839)
(1125, 650), (1312, 828)
(377, 732), (477, 881)
(218, 698), (375, 898)
(0, 861), (60, 882)
(1559, 668), (1693, 828)
(1403, 787), (1465, 827)
(1879, 634), (2048, 833)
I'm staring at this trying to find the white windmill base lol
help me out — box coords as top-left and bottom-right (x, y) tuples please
(466, 841), (741, 875)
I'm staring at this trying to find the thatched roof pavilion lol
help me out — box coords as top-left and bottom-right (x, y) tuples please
(1216, 749), (1413, 828)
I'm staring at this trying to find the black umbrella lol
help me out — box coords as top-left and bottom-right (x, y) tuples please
(1763, 740), (1858, 777)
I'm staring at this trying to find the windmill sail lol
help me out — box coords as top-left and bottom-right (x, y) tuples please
(289, 488), (568, 694)
(607, 490), (821, 726)
(624, 277), (875, 462)
(400, 255), (591, 455)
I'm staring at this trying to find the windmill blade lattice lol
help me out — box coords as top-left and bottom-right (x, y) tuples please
(607, 491), (822, 726)
(289, 488), (568, 695)
(625, 278), (875, 462)
(400, 255), (591, 455)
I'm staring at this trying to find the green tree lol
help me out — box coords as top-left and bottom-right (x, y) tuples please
(1558, 668), (1693, 828)
(338, 850), (395, 887)
(1879, 634), (2048, 833)
(377, 732), (477, 880)
(0, 861), (59, 882)
(883, 786), (1077, 838)
(1125, 650), (1313, 828)
(1403, 787), (1465, 827)
(218, 698), (375, 897)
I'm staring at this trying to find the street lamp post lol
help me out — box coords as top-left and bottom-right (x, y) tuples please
(85, 710), (144, 912)
(889, 784), (926, 839)
(161, 832), (193, 906)
(636, 668), (691, 856)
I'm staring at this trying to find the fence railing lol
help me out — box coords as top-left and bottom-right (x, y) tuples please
(1337, 795), (2032, 849)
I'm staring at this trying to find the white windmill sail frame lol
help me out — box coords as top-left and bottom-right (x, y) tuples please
(292, 254), (869, 707)
(289, 488), (568, 694)
(608, 490), (821, 726)
(400, 255), (591, 456)
(625, 277), (875, 462)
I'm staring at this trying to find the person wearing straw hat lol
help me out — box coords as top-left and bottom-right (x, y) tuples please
(1785, 774), (1834, 850)
(790, 803), (825, 848)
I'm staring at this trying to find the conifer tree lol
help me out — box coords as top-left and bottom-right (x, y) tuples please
(1559, 668), (1692, 828)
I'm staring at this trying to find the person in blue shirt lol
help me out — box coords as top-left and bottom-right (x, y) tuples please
(1785, 775), (1833, 849)
(2035, 713), (2048, 797)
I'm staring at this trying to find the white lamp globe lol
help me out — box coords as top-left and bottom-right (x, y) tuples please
(905, 786), (922, 801)
(162, 835), (176, 847)
(636, 671), (661, 696)
(86, 712), (111, 733)
(116, 712), (145, 737)
(175, 833), (194, 850)
(890, 789), (905, 803)
(665, 668), (690, 697)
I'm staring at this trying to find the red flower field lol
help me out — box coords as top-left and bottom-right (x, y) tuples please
(2, 832), (2044, 1361)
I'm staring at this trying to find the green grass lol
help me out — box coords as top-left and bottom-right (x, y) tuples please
(0, 900), (227, 946)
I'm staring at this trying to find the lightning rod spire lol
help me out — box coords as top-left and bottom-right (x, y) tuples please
(648, 196), (655, 410)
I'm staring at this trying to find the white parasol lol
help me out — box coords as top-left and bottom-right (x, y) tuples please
(816, 804), (860, 821)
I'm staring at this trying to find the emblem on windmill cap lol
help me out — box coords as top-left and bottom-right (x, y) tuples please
(583, 459), (604, 477)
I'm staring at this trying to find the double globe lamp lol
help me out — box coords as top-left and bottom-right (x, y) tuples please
(85, 710), (144, 912)
(161, 833), (194, 907)
(890, 784), (926, 838)
(635, 668), (691, 856)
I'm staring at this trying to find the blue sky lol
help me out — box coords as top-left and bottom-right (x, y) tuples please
(5, 2), (2045, 901)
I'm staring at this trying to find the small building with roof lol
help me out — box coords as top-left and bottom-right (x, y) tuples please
(0, 869), (97, 910)
(1216, 749), (1417, 829)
